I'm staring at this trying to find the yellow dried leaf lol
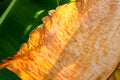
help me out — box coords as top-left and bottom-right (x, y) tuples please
(0, 0), (120, 80)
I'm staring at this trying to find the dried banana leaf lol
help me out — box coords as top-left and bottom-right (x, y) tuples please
(0, 0), (120, 80)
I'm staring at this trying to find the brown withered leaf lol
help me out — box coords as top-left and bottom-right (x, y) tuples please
(0, 0), (120, 80)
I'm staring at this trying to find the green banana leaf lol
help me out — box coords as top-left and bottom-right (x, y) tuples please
(0, 0), (71, 79)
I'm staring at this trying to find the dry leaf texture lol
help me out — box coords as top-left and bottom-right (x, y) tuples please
(1, 0), (120, 80)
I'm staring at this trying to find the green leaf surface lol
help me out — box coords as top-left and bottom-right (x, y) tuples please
(0, 0), (58, 60)
(0, 68), (21, 80)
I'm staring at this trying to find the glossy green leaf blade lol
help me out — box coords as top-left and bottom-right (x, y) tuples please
(0, 0), (12, 17)
(0, 68), (21, 80)
(58, 0), (74, 5)
(0, 0), (58, 61)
